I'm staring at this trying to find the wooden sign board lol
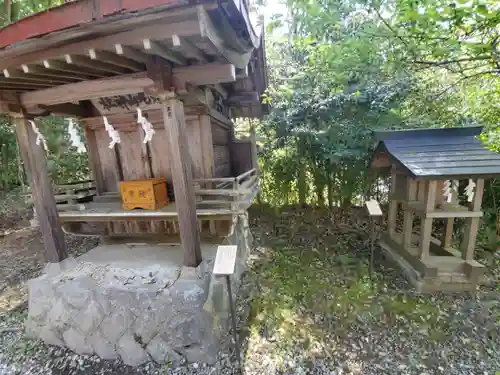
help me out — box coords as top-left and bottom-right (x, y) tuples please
(213, 245), (238, 276)
(366, 199), (383, 216)
(92, 92), (161, 115)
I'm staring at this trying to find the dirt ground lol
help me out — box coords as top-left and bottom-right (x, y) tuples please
(0, 205), (498, 375)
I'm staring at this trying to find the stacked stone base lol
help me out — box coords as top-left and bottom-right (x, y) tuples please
(26, 236), (250, 366)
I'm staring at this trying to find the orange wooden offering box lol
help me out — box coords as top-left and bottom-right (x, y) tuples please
(119, 178), (169, 210)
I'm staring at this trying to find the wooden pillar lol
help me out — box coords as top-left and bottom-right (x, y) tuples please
(419, 180), (437, 261)
(14, 115), (68, 263)
(387, 169), (398, 238)
(83, 127), (105, 195)
(249, 118), (259, 171)
(402, 177), (418, 248)
(442, 180), (458, 248)
(160, 96), (202, 267)
(461, 178), (484, 261)
(199, 114), (215, 178)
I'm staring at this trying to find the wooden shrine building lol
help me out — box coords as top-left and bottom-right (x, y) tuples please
(0, 0), (266, 268)
(372, 127), (500, 292)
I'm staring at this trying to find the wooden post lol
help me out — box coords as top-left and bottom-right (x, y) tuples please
(461, 178), (484, 261)
(387, 169), (398, 239)
(442, 180), (458, 248)
(160, 96), (202, 267)
(249, 118), (259, 171)
(402, 176), (417, 248)
(419, 180), (437, 261)
(83, 127), (105, 195)
(14, 115), (68, 263)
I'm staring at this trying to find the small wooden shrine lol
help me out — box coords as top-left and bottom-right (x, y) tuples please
(371, 127), (500, 292)
(0, 0), (266, 267)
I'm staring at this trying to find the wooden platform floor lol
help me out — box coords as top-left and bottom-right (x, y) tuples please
(379, 232), (485, 292)
(58, 199), (234, 222)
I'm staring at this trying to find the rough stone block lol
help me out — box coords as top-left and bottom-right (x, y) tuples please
(56, 277), (95, 310)
(131, 292), (173, 344)
(116, 333), (150, 367)
(99, 308), (136, 344)
(73, 299), (104, 336)
(63, 327), (94, 355)
(44, 257), (78, 277)
(91, 331), (118, 360)
(47, 299), (75, 331)
(28, 277), (55, 322)
(39, 326), (65, 348)
(146, 335), (182, 365)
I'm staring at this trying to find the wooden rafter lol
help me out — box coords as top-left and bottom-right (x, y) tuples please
(65, 55), (130, 75)
(43, 59), (107, 78)
(114, 44), (151, 64)
(0, 20), (202, 71)
(197, 6), (251, 69)
(171, 34), (207, 62)
(21, 64), (97, 81)
(142, 39), (187, 65)
(88, 49), (144, 71)
(3, 69), (73, 84)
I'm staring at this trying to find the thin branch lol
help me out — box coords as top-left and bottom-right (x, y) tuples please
(433, 70), (499, 99)
(414, 56), (491, 67)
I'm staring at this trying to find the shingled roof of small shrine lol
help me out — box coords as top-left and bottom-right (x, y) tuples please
(374, 126), (500, 179)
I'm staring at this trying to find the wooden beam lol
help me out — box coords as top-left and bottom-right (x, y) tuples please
(171, 34), (207, 62)
(197, 6), (252, 69)
(114, 44), (151, 64)
(143, 39), (187, 66)
(88, 49), (144, 71)
(42, 59), (106, 78)
(21, 72), (154, 107)
(174, 63), (235, 86)
(21, 64), (236, 106)
(14, 115), (68, 263)
(65, 55), (129, 75)
(160, 96), (202, 267)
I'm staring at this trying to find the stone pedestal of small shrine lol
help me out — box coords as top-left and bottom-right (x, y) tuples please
(26, 216), (251, 366)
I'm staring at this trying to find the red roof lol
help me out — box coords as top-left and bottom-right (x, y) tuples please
(0, 0), (187, 49)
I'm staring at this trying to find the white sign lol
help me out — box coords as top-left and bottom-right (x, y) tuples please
(213, 245), (238, 276)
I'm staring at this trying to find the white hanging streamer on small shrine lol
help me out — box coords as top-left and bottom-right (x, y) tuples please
(103, 116), (121, 149)
(443, 180), (459, 203)
(465, 179), (476, 202)
(28, 120), (48, 152)
(137, 108), (155, 143)
(67, 118), (86, 153)
(443, 180), (451, 201)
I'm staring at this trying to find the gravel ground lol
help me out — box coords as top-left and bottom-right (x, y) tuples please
(0, 205), (498, 375)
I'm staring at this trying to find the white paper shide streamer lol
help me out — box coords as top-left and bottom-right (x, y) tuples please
(137, 108), (155, 143)
(67, 118), (86, 153)
(443, 180), (451, 202)
(465, 179), (476, 202)
(28, 120), (48, 152)
(103, 116), (121, 149)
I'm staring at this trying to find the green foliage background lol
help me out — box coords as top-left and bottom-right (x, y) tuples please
(0, 0), (498, 250)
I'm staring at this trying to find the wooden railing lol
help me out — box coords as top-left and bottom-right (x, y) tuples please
(193, 168), (259, 212)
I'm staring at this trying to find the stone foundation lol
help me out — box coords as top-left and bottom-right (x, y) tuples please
(26, 214), (251, 366)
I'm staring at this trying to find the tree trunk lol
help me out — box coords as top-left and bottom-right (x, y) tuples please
(4, 0), (11, 23)
(327, 174), (334, 209)
(298, 163), (307, 206)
